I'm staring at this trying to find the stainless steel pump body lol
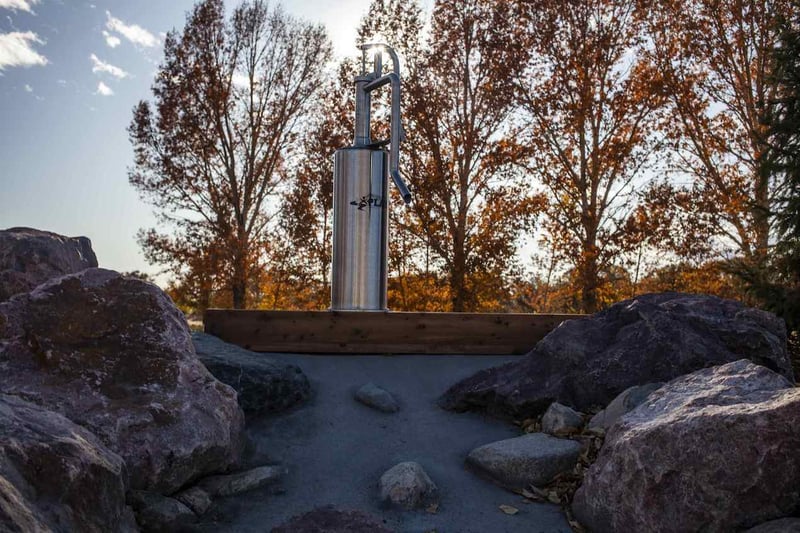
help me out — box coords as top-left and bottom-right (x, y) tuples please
(331, 148), (389, 310)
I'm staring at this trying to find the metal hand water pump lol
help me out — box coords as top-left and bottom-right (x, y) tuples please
(331, 43), (411, 311)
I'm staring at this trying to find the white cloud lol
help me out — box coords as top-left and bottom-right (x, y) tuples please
(105, 11), (157, 48)
(102, 30), (120, 48)
(23, 83), (31, 91)
(0, 31), (47, 71)
(90, 53), (128, 79)
(95, 81), (113, 96)
(0, 0), (39, 13)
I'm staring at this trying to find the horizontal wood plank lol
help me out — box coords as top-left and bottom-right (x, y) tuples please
(203, 310), (582, 355)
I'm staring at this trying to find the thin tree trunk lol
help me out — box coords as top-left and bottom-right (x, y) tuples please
(580, 244), (600, 314)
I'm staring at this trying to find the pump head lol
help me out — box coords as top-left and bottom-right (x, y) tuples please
(352, 43), (411, 205)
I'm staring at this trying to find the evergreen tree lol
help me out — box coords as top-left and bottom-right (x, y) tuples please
(751, 1), (800, 330)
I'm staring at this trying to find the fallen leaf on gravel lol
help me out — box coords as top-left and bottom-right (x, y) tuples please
(499, 504), (519, 515)
(426, 503), (439, 514)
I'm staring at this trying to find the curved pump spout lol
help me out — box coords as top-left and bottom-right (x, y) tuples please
(356, 43), (411, 204)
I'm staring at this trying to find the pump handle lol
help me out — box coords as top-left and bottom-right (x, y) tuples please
(359, 43), (412, 205)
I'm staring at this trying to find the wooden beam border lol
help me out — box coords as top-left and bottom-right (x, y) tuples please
(203, 310), (581, 355)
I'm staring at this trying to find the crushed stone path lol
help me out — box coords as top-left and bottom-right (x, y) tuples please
(192, 333), (572, 533)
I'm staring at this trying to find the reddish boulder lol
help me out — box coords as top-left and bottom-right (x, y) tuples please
(572, 360), (800, 532)
(0, 394), (137, 532)
(0, 227), (97, 301)
(0, 268), (245, 493)
(440, 293), (792, 418)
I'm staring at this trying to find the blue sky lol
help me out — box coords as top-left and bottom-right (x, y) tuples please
(0, 0), (408, 280)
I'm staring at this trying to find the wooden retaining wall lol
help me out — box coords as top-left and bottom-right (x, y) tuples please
(203, 310), (581, 355)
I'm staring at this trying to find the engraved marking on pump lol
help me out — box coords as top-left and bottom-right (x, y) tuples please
(350, 194), (384, 211)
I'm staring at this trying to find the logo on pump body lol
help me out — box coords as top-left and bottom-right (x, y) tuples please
(350, 194), (384, 211)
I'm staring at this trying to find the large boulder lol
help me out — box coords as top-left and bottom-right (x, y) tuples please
(572, 360), (800, 533)
(440, 293), (791, 418)
(0, 394), (137, 532)
(0, 227), (98, 301)
(193, 332), (311, 416)
(0, 268), (245, 493)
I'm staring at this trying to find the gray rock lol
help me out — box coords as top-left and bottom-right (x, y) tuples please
(573, 360), (800, 533)
(0, 227), (98, 301)
(271, 505), (394, 533)
(466, 433), (581, 490)
(587, 382), (664, 432)
(355, 382), (399, 413)
(746, 518), (800, 533)
(198, 465), (285, 497)
(440, 293), (792, 419)
(128, 491), (196, 532)
(174, 486), (213, 516)
(0, 394), (137, 532)
(193, 332), (311, 416)
(378, 461), (437, 510)
(541, 402), (584, 435)
(0, 268), (245, 493)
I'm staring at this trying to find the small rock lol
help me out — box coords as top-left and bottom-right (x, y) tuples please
(746, 518), (800, 532)
(174, 486), (213, 516)
(541, 402), (584, 435)
(379, 461), (438, 510)
(198, 465), (285, 497)
(271, 505), (394, 532)
(355, 383), (399, 413)
(128, 491), (196, 532)
(587, 383), (664, 432)
(466, 433), (581, 490)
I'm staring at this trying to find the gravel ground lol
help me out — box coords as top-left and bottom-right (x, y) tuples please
(191, 333), (572, 533)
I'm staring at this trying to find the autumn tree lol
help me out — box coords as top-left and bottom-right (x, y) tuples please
(128, 0), (331, 309)
(517, 0), (665, 313)
(268, 62), (352, 309)
(645, 0), (793, 265)
(399, 0), (544, 312)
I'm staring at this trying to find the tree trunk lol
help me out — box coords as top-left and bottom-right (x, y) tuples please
(231, 247), (248, 310)
(579, 245), (600, 314)
(753, 148), (772, 263)
(450, 251), (467, 312)
(231, 281), (246, 310)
